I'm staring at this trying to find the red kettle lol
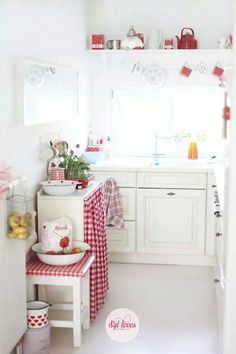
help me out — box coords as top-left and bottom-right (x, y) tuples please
(176, 28), (197, 49)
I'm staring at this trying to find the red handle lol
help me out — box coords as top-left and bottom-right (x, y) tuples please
(181, 28), (194, 37)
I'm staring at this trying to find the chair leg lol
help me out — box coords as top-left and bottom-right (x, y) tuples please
(27, 277), (36, 301)
(82, 272), (90, 330)
(73, 279), (81, 347)
(38, 285), (47, 301)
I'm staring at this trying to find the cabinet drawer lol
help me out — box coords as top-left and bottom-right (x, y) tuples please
(94, 171), (136, 187)
(137, 172), (206, 189)
(107, 221), (135, 253)
(119, 188), (136, 221)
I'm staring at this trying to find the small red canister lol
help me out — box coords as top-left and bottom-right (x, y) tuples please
(91, 34), (105, 50)
(50, 168), (65, 180)
(164, 38), (174, 49)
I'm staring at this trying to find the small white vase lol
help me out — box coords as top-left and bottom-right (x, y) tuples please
(148, 29), (162, 49)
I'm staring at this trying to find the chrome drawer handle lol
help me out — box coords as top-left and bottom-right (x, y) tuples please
(214, 279), (220, 283)
(212, 184), (216, 188)
(216, 233), (222, 237)
(167, 192), (175, 196)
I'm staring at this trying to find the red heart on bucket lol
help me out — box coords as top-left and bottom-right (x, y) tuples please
(34, 319), (39, 323)
(38, 315), (42, 318)
(30, 316), (35, 319)
(31, 323), (36, 327)
(38, 323), (42, 326)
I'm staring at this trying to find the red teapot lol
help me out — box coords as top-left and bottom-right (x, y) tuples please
(176, 28), (197, 49)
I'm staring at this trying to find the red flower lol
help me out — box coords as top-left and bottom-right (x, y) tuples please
(59, 236), (70, 249)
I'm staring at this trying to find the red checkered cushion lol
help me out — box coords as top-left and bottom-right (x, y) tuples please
(26, 254), (95, 278)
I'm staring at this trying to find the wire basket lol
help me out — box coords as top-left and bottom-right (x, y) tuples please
(7, 195), (33, 239)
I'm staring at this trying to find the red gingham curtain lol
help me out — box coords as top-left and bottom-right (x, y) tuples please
(84, 186), (109, 319)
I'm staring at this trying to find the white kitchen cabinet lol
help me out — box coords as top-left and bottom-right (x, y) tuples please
(137, 188), (206, 255)
(93, 171), (136, 253)
(137, 172), (206, 189)
(37, 183), (101, 241)
(118, 188), (136, 221)
(92, 166), (216, 265)
(206, 173), (217, 256)
(94, 171), (136, 187)
(107, 221), (135, 253)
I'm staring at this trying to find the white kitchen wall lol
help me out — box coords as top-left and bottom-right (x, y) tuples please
(87, 0), (233, 49)
(0, 0), (88, 189)
(87, 0), (233, 157)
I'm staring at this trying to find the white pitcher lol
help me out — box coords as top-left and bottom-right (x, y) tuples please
(148, 28), (162, 49)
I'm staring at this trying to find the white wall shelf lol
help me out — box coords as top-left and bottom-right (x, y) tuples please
(88, 49), (232, 69)
(88, 49), (232, 56)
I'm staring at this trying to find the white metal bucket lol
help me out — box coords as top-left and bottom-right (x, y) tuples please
(27, 301), (51, 328)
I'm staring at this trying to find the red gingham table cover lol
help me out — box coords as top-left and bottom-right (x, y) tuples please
(26, 254), (95, 278)
(84, 186), (109, 319)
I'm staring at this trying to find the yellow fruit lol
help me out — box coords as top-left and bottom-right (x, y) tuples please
(8, 231), (18, 238)
(71, 247), (82, 254)
(14, 226), (27, 234)
(8, 214), (20, 229)
(17, 233), (28, 240)
(19, 216), (28, 228)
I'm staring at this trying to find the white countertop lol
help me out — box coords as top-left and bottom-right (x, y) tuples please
(91, 157), (219, 173)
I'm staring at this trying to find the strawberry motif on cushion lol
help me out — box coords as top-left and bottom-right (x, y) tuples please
(59, 236), (70, 249)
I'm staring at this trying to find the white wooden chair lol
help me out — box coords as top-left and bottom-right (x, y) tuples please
(26, 254), (95, 347)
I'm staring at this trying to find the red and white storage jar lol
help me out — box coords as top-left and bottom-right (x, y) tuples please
(27, 301), (51, 328)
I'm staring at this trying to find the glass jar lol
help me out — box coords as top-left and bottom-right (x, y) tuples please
(73, 168), (88, 179)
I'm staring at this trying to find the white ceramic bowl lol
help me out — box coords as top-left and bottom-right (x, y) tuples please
(40, 180), (76, 196)
(32, 241), (90, 266)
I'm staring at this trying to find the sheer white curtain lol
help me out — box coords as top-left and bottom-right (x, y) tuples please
(110, 87), (224, 157)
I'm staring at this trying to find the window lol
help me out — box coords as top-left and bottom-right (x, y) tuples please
(111, 87), (224, 157)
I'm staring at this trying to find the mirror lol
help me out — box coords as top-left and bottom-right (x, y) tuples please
(24, 61), (78, 125)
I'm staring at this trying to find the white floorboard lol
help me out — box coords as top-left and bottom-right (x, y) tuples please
(50, 263), (219, 354)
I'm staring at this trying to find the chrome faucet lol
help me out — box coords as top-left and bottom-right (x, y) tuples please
(152, 134), (182, 165)
(152, 134), (165, 165)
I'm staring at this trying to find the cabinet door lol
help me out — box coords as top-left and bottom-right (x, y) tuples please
(137, 189), (206, 255)
(107, 221), (135, 252)
(119, 188), (136, 221)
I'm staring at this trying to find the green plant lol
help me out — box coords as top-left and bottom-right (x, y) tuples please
(59, 144), (90, 179)
(174, 130), (208, 143)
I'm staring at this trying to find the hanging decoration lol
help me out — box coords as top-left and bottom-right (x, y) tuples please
(130, 58), (227, 83)
(196, 61), (208, 75)
(212, 63), (224, 77)
(132, 61), (144, 76)
(180, 62), (192, 77)
(142, 62), (166, 87)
